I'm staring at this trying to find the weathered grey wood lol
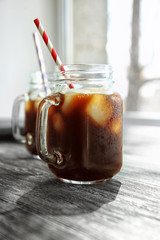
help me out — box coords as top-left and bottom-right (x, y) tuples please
(0, 125), (160, 240)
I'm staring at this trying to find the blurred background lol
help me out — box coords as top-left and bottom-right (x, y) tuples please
(0, 0), (160, 123)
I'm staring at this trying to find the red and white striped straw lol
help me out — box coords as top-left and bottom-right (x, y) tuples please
(34, 18), (74, 89)
(33, 32), (49, 94)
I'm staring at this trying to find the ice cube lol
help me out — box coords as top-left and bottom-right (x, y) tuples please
(34, 99), (42, 111)
(86, 94), (113, 126)
(61, 93), (74, 114)
(53, 113), (65, 133)
(25, 101), (30, 112)
(109, 118), (122, 134)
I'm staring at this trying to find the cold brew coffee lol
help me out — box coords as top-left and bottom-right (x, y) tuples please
(37, 92), (122, 182)
(24, 99), (41, 155)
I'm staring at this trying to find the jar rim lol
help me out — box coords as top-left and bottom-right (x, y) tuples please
(29, 71), (43, 84)
(58, 64), (113, 72)
(30, 65), (114, 86)
(47, 64), (113, 81)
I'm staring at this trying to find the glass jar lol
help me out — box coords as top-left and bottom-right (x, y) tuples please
(12, 72), (52, 157)
(36, 64), (123, 183)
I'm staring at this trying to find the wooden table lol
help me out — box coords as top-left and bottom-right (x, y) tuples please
(0, 124), (160, 240)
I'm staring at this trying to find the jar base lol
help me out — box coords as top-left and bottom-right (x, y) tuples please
(33, 155), (41, 160)
(58, 177), (111, 185)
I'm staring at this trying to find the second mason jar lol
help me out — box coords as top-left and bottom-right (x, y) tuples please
(12, 72), (52, 157)
(36, 64), (123, 184)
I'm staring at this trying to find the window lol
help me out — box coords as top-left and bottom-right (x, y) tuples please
(73, 0), (160, 119)
(1, 0), (160, 122)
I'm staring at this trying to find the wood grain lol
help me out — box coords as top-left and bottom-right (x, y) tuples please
(0, 125), (160, 240)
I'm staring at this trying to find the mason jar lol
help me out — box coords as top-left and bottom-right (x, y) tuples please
(12, 71), (52, 157)
(36, 64), (123, 184)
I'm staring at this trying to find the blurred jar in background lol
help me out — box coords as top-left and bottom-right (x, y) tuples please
(12, 71), (53, 158)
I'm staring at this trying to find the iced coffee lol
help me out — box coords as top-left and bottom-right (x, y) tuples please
(12, 71), (50, 157)
(36, 64), (123, 183)
(37, 92), (122, 182)
(24, 99), (42, 155)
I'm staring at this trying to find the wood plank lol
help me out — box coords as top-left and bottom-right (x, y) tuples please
(0, 125), (160, 240)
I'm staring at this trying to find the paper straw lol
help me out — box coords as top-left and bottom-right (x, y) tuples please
(34, 18), (74, 89)
(33, 32), (50, 94)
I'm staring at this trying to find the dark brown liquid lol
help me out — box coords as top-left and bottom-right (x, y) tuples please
(24, 99), (41, 155)
(38, 93), (122, 181)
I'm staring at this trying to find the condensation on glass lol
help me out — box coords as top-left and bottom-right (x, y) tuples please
(36, 65), (123, 184)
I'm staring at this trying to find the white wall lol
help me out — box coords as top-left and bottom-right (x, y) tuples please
(0, 0), (58, 118)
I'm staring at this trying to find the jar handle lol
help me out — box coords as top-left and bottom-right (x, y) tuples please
(36, 93), (64, 166)
(12, 94), (27, 143)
